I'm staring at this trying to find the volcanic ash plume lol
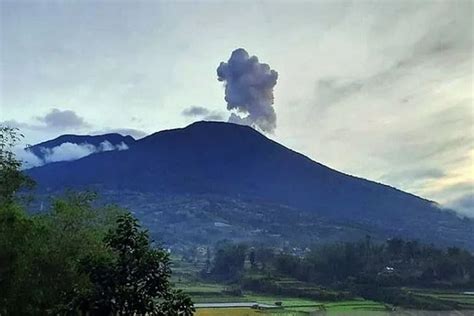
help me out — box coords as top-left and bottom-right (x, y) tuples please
(217, 48), (278, 133)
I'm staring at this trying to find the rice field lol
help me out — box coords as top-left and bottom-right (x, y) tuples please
(196, 308), (262, 316)
(173, 261), (474, 316)
(190, 291), (390, 315)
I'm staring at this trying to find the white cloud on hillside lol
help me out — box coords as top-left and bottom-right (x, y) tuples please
(15, 141), (130, 169)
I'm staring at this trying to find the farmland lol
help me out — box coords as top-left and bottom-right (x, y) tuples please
(171, 251), (474, 315)
(174, 278), (390, 315)
(190, 290), (390, 315)
(187, 288), (474, 315)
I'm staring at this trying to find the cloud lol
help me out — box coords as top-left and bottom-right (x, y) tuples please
(182, 106), (210, 117)
(36, 108), (89, 129)
(13, 146), (44, 169)
(273, 1), (473, 218)
(40, 140), (129, 163)
(203, 113), (225, 121)
(98, 140), (115, 151)
(2, 111), (148, 144)
(1, 119), (36, 131)
(379, 168), (446, 189)
(445, 193), (474, 218)
(116, 142), (129, 150)
(315, 79), (363, 109)
(41, 142), (97, 163)
(1, 108), (91, 144)
(96, 140), (129, 151)
(181, 106), (225, 121)
(17, 140), (131, 169)
(217, 48), (278, 133)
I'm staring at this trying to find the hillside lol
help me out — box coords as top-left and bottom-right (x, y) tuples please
(27, 121), (474, 249)
(27, 133), (136, 160)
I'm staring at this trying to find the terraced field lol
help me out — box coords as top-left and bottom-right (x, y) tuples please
(409, 289), (474, 311)
(196, 308), (261, 316)
(185, 286), (390, 315)
(172, 260), (474, 315)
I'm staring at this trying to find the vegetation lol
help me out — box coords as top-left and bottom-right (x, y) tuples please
(0, 126), (194, 315)
(209, 242), (248, 282)
(201, 238), (474, 310)
(0, 126), (34, 205)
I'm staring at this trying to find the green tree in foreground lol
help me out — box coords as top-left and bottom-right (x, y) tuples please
(0, 126), (34, 206)
(75, 213), (194, 315)
(0, 192), (119, 314)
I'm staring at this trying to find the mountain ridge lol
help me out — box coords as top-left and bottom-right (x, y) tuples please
(26, 121), (473, 249)
(30, 121), (438, 207)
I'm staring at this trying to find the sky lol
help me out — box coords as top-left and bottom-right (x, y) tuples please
(1, 0), (473, 216)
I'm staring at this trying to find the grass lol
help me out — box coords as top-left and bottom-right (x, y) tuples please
(244, 294), (323, 306)
(406, 288), (474, 310)
(196, 308), (263, 316)
(179, 283), (227, 294)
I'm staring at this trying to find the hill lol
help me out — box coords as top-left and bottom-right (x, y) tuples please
(27, 121), (474, 250)
(27, 133), (136, 161)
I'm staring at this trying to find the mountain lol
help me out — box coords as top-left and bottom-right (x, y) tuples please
(27, 121), (474, 250)
(27, 133), (136, 160)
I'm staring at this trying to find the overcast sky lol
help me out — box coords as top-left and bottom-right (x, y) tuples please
(1, 0), (472, 216)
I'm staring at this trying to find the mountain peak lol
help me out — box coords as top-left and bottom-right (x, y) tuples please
(186, 120), (254, 131)
(137, 121), (268, 150)
(26, 122), (474, 249)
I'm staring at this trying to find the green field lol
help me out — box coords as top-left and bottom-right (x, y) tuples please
(172, 258), (474, 315)
(177, 281), (474, 315)
(194, 300), (392, 316)
(176, 280), (391, 315)
(407, 288), (474, 311)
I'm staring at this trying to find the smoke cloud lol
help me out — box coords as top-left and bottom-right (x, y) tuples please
(217, 48), (278, 133)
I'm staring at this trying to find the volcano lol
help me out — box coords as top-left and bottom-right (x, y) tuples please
(27, 121), (474, 249)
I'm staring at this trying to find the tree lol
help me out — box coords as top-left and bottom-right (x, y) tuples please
(0, 192), (122, 315)
(75, 213), (194, 315)
(0, 126), (39, 314)
(255, 246), (275, 271)
(386, 238), (404, 259)
(205, 246), (211, 273)
(0, 202), (36, 314)
(0, 125), (34, 206)
(249, 248), (256, 269)
(210, 243), (247, 281)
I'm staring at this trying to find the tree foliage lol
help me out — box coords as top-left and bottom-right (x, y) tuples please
(0, 125), (34, 206)
(0, 126), (194, 315)
(210, 243), (247, 281)
(75, 213), (194, 315)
